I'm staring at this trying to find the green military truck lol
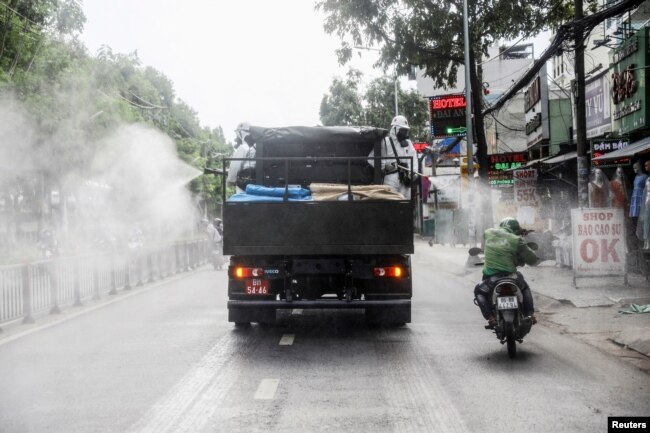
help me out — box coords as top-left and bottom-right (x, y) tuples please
(220, 125), (414, 326)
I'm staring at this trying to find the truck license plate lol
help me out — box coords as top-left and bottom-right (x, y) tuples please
(497, 296), (518, 310)
(245, 278), (269, 295)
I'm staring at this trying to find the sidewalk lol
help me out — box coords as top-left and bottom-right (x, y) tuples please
(414, 238), (650, 372)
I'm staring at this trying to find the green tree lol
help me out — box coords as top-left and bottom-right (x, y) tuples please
(363, 76), (428, 141)
(320, 71), (429, 141)
(319, 69), (364, 126)
(316, 0), (574, 178)
(0, 0), (236, 251)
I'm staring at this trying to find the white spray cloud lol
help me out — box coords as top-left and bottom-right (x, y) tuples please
(88, 123), (201, 240)
(0, 90), (201, 251)
(0, 93), (38, 177)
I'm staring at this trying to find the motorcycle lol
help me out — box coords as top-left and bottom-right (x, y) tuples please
(469, 242), (537, 359)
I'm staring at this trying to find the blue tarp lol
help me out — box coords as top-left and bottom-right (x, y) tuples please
(227, 184), (313, 202)
(246, 184), (311, 198)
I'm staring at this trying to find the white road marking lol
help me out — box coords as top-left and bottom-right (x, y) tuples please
(126, 333), (238, 433)
(291, 309), (303, 315)
(254, 378), (280, 400)
(279, 334), (295, 345)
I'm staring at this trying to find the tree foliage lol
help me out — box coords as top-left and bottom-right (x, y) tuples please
(316, 0), (575, 177)
(320, 70), (429, 141)
(0, 0), (230, 252)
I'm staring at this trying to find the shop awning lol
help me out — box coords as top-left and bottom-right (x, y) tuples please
(504, 156), (550, 171)
(542, 151), (577, 165)
(525, 156), (552, 166)
(591, 135), (650, 161)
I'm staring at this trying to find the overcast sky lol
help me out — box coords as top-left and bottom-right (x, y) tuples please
(80, 1), (551, 145)
(80, 0), (385, 143)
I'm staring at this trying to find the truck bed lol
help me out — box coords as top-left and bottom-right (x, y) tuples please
(223, 200), (414, 256)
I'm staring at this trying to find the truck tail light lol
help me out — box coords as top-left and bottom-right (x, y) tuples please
(233, 267), (264, 278)
(373, 266), (403, 278)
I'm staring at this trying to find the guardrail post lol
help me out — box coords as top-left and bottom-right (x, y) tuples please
(109, 254), (117, 295)
(184, 241), (190, 272)
(92, 266), (100, 300)
(73, 260), (82, 306)
(158, 249), (166, 279)
(124, 254), (132, 290)
(147, 252), (155, 283)
(167, 248), (173, 276)
(135, 254), (143, 286)
(173, 243), (179, 273)
(49, 262), (61, 314)
(22, 264), (34, 324)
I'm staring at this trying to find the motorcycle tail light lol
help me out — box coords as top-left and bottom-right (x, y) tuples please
(496, 283), (517, 295)
(373, 266), (403, 278)
(232, 267), (264, 278)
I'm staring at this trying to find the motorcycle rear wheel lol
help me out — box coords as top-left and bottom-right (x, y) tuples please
(505, 323), (517, 358)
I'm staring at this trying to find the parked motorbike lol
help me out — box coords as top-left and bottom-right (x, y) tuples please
(469, 242), (538, 359)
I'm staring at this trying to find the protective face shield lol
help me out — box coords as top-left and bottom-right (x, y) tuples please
(396, 127), (410, 143)
(235, 122), (252, 147)
(390, 115), (410, 143)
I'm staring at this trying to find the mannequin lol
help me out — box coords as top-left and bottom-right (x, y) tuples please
(639, 161), (650, 249)
(639, 177), (650, 249)
(610, 167), (629, 213)
(588, 168), (611, 208)
(630, 161), (648, 223)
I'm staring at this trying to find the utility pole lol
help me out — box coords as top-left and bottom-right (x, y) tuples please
(463, 0), (476, 245)
(394, 74), (399, 116)
(575, 0), (589, 207)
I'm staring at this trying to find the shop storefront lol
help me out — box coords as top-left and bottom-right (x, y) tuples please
(587, 27), (650, 273)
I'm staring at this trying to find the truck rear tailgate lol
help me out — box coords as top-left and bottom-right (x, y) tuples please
(223, 200), (413, 255)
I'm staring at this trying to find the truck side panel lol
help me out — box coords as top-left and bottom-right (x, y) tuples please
(223, 200), (414, 256)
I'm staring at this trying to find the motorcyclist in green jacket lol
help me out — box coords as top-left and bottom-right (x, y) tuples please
(474, 217), (538, 327)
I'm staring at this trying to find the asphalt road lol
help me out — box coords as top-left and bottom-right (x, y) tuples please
(0, 251), (648, 433)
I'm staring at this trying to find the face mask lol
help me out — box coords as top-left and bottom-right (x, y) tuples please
(234, 137), (242, 148)
(396, 129), (409, 141)
(244, 135), (255, 146)
(399, 139), (410, 148)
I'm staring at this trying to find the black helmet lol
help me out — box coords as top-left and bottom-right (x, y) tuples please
(499, 217), (522, 235)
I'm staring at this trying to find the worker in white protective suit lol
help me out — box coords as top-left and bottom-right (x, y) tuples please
(368, 115), (417, 199)
(227, 122), (256, 194)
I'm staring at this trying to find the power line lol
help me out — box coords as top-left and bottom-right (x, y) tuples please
(128, 90), (168, 109)
(484, 0), (645, 116)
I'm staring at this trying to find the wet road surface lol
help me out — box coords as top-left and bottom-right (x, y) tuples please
(0, 248), (648, 433)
